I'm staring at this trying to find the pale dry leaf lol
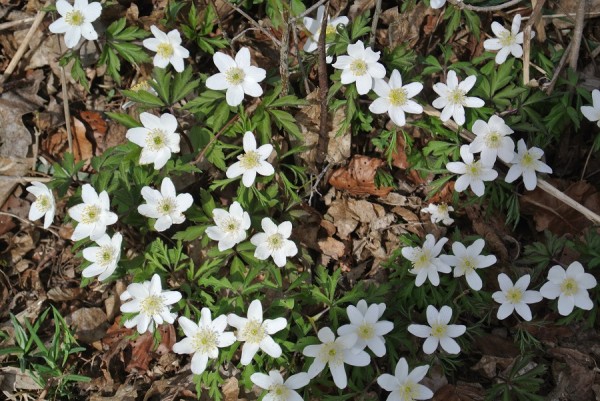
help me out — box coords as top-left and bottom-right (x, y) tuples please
(70, 307), (109, 344)
(318, 237), (346, 260)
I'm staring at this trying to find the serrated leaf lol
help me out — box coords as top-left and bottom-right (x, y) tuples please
(105, 112), (141, 128)
(121, 89), (165, 107)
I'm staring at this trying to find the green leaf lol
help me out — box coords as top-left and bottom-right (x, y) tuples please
(121, 89), (165, 107)
(105, 112), (142, 128)
(269, 109), (301, 139)
(172, 226), (205, 241)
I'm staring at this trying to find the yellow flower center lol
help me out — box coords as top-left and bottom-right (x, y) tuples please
(467, 162), (483, 178)
(560, 278), (579, 296)
(521, 153), (535, 168)
(506, 287), (523, 304)
(350, 59), (368, 76)
(222, 217), (240, 233)
(461, 257), (476, 272)
(65, 10), (84, 26)
(389, 88), (408, 106)
(239, 151), (261, 170)
(431, 323), (447, 338)
(97, 246), (115, 266)
(485, 132), (501, 149)
(448, 88), (466, 105)
(157, 198), (176, 215)
(269, 384), (290, 401)
(438, 203), (448, 213)
(325, 24), (337, 35)
(225, 67), (246, 85)
(157, 42), (174, 58)
(81, 205), (101, 224)
(267, 233), (284, 251)
(358, 324), (374, 340)
(499, 31), (516, 47)
(191, 328), (219, 354)
(413, 250), (432, 270)
(147, 129), (167, 151)
(140, 295), (164, 316)
(241, 319), (266, 344)
(35, 195), (51, 212)
(320, 342), (344, 366)
(400, 382), (419, 399)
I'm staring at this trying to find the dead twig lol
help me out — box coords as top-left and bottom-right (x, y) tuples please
(546, 39), (573, 95)
(369, 0), (383, 47)
(2, 1), (50, 79)
(422, 105), (600, 225)
(522, 0), (546, 86)
(315, 2), (330, 165)
(60, 66), (74, 156)
(568, 0), (587, 70)
(0, 16), (36, 32)
(0, 211), (61, 239)
(280, 2), (291, 96)
(291, 23), (311, 95)
(223, 0), (281, 47)
(448, 0), (523, 12)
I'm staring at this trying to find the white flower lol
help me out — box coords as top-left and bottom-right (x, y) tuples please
(250, 218), (298, 268)
(469, 115), (515, 165)
(81, 232), (122, 281)
(120, 274), (182, 334)
(430, 0), (447, 9)
(226, 132), (274, 187)
(143, 26), (189, 73)
(539, 262), (597, 316)
(126, 112), (181, 170)
(484, 14), (527, 65)
(250, 370), (310, 401)
(446, 145), (498, 197)
(337, 300), (394, 357)
(505, 139), (552, 191)
(401, 234), (450, 287)
(302, 327), (370, 389)
(377, 358), (433, 401)
(227, 299), (287, 365)
(332, 40), (386, 95)
(439, 239), (497, 291)
(303, 6), (349, 63)
(432, 70), (484, 126)
(26, 182), (55, 229)
(369, 70), (423, 127)
(205, 48), (266, 106)
(581, 89), (600, 127)
(205, 201), (251, 251)
(49, 0), (101, 49)
(172, 308), (236, 375)
(421, 203), (454, 226)
(407, 305), (466, 355)
(492, 274), (542, 321)
(68, 184), (118, 241)
(137, 177), (193, 232)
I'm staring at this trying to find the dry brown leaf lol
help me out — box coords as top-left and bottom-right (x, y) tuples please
(520, 179), (600, 236)
(318, 237), (346, 260)
(329, 155), (393, 197)
(472, 355), (515, 379)
(222, 377), (242, 401)
(47, 286), (83, 301)
(89, 384), (138, 401)
(432, 383), (485, 401)
(70, 307), (109, 344)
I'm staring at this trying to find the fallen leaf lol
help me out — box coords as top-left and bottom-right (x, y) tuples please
(432, 383), (485, 401)
(70, 307), (109, 344)
(89, 384), (138, 401)
(329, 155), (393, 197)
(47, 286), (83, 301)
(318, 237), (346, 260)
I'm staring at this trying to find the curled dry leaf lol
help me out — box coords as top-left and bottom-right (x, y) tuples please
(329, 155), (393, 197)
